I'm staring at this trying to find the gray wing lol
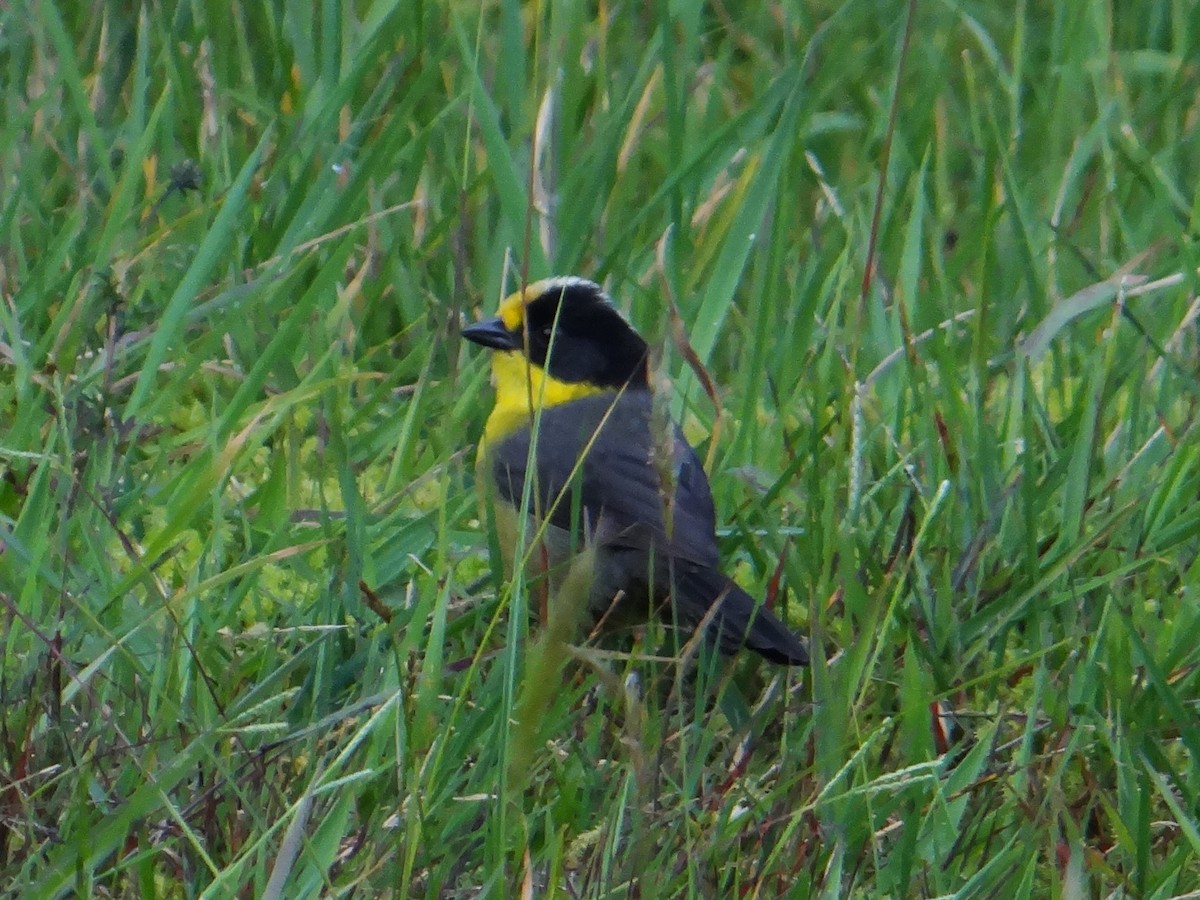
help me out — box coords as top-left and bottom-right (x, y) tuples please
(490, 391), (720, 568)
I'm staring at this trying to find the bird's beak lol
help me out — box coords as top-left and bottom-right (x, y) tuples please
(461, 316), (520, 351)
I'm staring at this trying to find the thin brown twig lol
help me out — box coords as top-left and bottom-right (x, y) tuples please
(860, 0), (920, 310)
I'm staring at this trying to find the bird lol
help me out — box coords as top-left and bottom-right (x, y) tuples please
(461, 276), (808, 666)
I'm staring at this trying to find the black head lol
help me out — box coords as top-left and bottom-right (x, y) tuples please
(462, 277), (650, 389)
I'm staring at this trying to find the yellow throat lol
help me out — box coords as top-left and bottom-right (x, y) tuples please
(482, 350), (604, 446)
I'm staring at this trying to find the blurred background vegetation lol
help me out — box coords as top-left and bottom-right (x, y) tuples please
(2, 0), (1200, 896)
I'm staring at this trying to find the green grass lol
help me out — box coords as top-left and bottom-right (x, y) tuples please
(2, 0), (1200, 895)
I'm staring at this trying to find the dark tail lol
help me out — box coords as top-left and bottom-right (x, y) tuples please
(675, 566), (809, 666)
